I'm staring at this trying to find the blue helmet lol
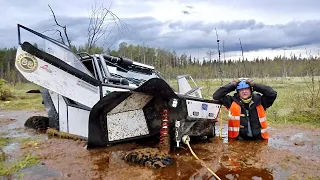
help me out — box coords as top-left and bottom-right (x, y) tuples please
(236, 80), (250, 90)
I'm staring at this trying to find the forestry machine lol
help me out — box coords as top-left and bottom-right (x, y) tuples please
(15, 24), (221, 149)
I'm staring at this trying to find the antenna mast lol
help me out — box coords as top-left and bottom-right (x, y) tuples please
(239, 38), (246, 77)
(215, 28), (223, 85)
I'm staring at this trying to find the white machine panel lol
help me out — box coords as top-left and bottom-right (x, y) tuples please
(49, 91), (59, 111)
(177, 75), (202, 98)
(186, 100), (221, 120)
(107, 109), (149, 141)
(108, 93), (153, 114)
(102, 86), (130, 97)
(67, 106), (90, 138)
(178, 76), (193, 95)
(58, 95), (68, 132)
(15, 47), (100, 108)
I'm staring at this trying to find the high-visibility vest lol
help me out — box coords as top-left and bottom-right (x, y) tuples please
(228, 102), (269, 139)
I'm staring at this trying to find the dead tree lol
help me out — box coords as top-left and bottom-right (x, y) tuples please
(206, 50), (214, 61)
(47, 1), (128, 53)
(48, 5), (72, 48)
(87, 0), (128, 54)
(223, 40), (226, 62)
(303, 47), (320, 109)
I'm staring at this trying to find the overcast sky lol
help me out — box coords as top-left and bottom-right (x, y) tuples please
(1, 0), (320, 60)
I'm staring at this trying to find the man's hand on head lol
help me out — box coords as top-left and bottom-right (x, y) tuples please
(233, 79), (240, 86)
(246, 78), (254, 87)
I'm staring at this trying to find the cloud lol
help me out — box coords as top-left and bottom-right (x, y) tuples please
(182, 11), (191, 15)
(0, 16), (90, 49)
(181, 5), (195, 15)
(1, 0), (320, 60)
(181, 0), (320, 13)
(2, 16), (320, 57)
(113, 18), (320, 54)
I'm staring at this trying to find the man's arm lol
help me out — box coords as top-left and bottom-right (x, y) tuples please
(253, 83), (277, 109)
(212, 82), (236, 109)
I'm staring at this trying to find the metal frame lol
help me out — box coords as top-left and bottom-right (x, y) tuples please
(99, 54), (111, 83)
(92, 56), (104, 82)
(17, 24), (222, 148)
(77, 52), (99, 79)
(17, 24), (70, 50)
(17, 24), (94, 79)
(87, 91), (155, 146)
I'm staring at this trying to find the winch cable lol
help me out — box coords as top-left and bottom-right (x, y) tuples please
(184, 138), (221, 180)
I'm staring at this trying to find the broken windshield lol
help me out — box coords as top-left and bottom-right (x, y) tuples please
(17, 24), (93, 77)
(44, 40), (93, 77)
(107, 65), (158, 86)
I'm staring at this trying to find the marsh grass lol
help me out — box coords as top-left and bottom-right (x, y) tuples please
(170, 76), (320, 126)
(0, 136), (41, 178)
(0, 82), (44, 111)
(0, 152), (39, 177)
(1, 77), (319, 125)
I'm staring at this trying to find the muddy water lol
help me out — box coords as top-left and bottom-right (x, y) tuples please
(0, 111), (320, 180)
(0, 110), (47, 155)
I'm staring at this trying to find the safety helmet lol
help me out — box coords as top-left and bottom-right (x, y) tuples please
(236, 80), (250, 90)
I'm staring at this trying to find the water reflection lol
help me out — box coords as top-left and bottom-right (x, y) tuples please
(189, 138), (272, 180)
(190, 166), (273, 180)
(214, 166), (273, 180)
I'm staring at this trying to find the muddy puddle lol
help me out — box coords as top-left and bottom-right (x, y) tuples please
(0, 110), (320, 180)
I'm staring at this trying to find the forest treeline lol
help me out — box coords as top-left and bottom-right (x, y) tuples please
(0, 42), (319, 83)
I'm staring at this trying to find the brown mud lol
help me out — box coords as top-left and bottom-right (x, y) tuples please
(0, 110), (319, 180)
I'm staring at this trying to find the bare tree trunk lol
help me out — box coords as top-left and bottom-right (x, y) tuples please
(7, 61), (10, 81)
(87, 1), (128, 54)
(17, 74), (21, 84)
(0, 62), (3, 79)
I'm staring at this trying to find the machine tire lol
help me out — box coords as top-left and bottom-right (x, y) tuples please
(206, 125), (216, 139)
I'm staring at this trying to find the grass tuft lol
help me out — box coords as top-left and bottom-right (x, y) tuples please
(0, 82), (44, 111)
(0, 79), (14, 101)
(0, 152), (40, 176)
(0, 136), (41, 177)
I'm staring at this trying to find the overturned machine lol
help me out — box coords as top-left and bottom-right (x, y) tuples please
(15, 24), (221, 149)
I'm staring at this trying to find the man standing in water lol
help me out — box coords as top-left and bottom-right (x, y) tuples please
(213, 78), (277, 140)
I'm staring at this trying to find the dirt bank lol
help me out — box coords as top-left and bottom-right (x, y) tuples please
(0, 110), (319, 180)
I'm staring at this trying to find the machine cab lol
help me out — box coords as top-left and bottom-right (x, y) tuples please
(77, 53), (160, 89)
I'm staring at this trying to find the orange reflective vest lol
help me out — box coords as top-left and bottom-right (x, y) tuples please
(228, 102), (269, 139)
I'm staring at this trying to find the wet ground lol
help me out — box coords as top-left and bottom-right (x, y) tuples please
(0, 110), (320, 180)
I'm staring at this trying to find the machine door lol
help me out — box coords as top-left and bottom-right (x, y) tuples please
(15, 25), (101, 108)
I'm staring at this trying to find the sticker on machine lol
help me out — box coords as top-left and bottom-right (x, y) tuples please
(40, 64), (52, 73)
(16, 53), (38, 73)
(76, 79), (98, 94)
(202, 103), (208, 111)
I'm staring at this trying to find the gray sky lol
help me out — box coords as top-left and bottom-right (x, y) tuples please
(1, 0), (320, 60)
